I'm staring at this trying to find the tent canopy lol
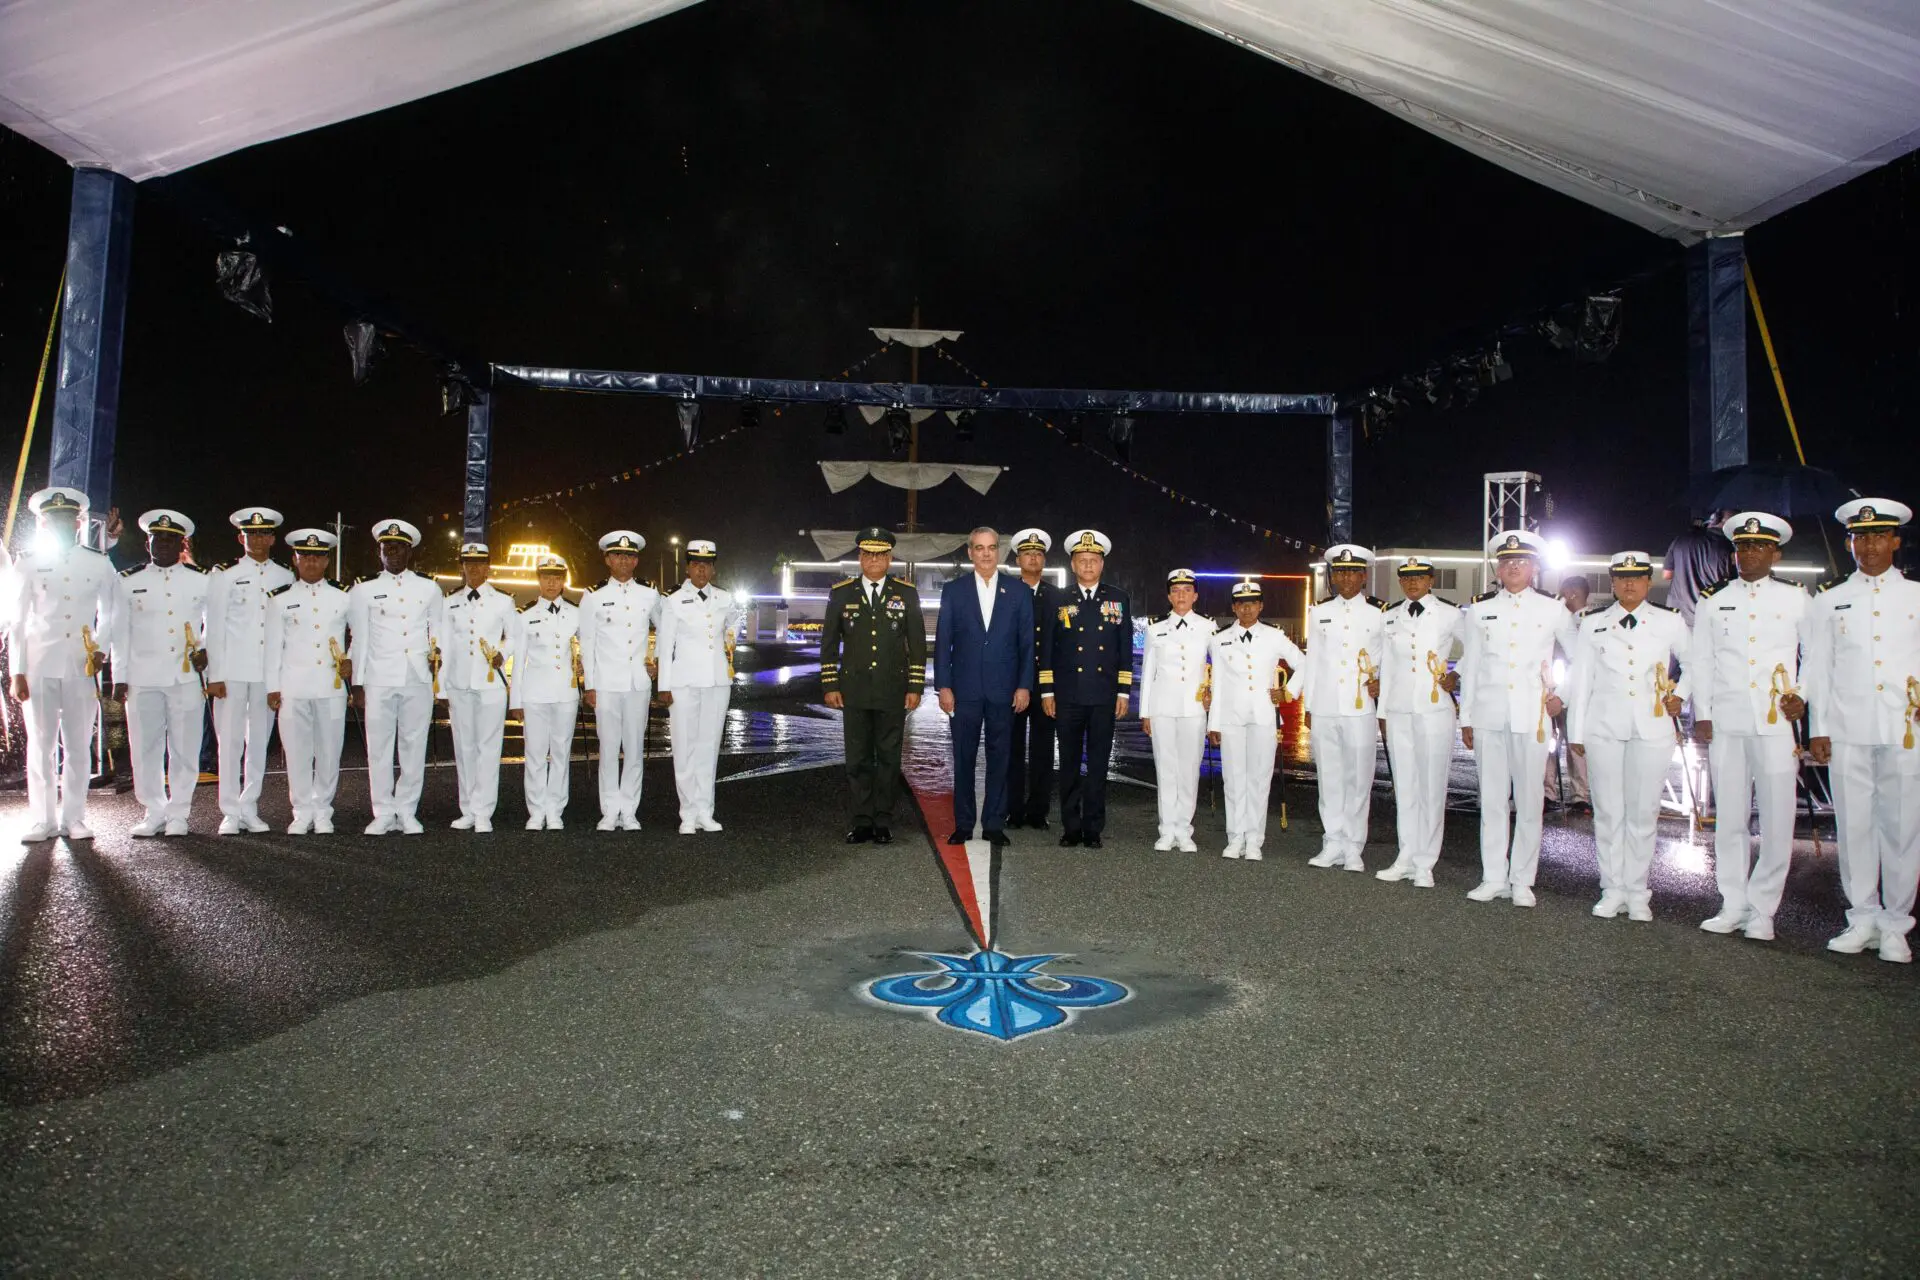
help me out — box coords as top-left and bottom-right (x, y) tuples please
(3, 1), (1918, 238)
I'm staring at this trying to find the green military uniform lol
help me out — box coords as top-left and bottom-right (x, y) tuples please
(820, 527), (928, 840)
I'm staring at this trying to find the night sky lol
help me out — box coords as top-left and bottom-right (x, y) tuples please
(1, 0), (1915, 596)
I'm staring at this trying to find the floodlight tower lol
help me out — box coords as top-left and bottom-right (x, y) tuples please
(1482, 471), (1544, 592)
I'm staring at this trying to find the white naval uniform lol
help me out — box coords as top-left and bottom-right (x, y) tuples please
(1293, 594), (1386, 866)
(1207, 621), (1307, 856)
(1802, 568), (1920, 939)
(5, 545), (115, 832)
(346, 569), (442, 827)
(512, 597), (581, 823)
(1138, 610), (1212, 845)
(657, 581), (743, 826)
(1565, 601), (1692, 911)
(1377, 596), (1462, 875)
(440, 583), (522, 825)
(577, 577), (661, 825)
(262, 579), (351, 827)
(1457, 587), (1579, 891)
(203, 554), (293, 824)
(109, 562), (210, 827)
(1689, 574), (1809, 925)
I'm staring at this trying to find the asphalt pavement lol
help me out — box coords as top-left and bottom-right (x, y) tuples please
(2, 684), (1916, 1278)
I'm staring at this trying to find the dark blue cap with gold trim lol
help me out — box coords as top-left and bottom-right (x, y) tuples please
(855, 526), (896, 554)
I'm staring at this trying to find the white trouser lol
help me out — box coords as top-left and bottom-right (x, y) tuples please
(595, 686), (651, 820)
(1828, 741), (1920, 937)
(1386, 710), (1454, 872)
(448, 685), (508, 821)
(24, 675), (98, 829)
(1312, 713), (1377, 859)
(521, 699), (579, 820)
(1584, 735), (1671, 905)
(669, 685), (730, 821)
(1148, 714), (1206, 840)
(1218, 720), (1278, 849)
(127, 682), (204, 824)
(1708, 731), (1798, 920)
(213, 679), (275, 819)
(363, 682), (433, 821)
(278, 697), (346, 823)
(1474, 728), (1549, 888)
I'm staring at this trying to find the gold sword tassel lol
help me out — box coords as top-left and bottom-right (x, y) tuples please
(1354, 648), (1376, 710)
(571, 634), (585, 690)
(1768, 663), (1793, 726)
(80, 624), (104, 678)
(328, 637), (346, 690)
(1426, 650), (1445, 704)
(479, 635), (500, 683)
(1905, 677), (1919, 751)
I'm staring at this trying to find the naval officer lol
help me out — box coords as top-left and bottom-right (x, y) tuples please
(578, 530), (661, 831)
(820, 526), (927, 844)
(1039, 529), (1131, 849)
(1689, 512), (1808, 941)
(1004, 528), (1063, 830)
(1804, 498), (1920, 964)
(263, 529), (351, 834)
(511, 553), (581, 830)
(110, 509), (210, 837)
(1372, 556), (1462, 887)
(1206, 580), (1306, 860)
(1565, 552), (1691, 922)
(657, 538), (744, 834)
(1139, 568), (1212, 852)
(346, 518), (442, 836)
(440, 541), (520, 832)
(6, 487), (116, 842)
(1457, 530), (1579, 906)
(1296, 545), (1386, 871)
(202, 506), (293, 834)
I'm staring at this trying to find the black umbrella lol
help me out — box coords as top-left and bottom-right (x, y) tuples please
(1689, 461), (1854, 517)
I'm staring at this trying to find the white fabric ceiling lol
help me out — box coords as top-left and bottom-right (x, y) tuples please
(2, 1), (1917, 238)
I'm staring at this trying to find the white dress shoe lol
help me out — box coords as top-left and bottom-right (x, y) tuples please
(697, 815), (723, 832)
(363, 816), (393, 837)
(473, 818), (493, 833)
(1826, 923), (1879, 954)
(63, 821), (94, 841)
(1626, 900), (1653, 922)
(1307, 849), (1343, 869)
(596, 815), (619, 832)
(618, 813), (641, 831)
(163, 819), (189, 837)
(1742, 916), (1775, 941)
(1411, 869), (1435, 888)
(1375, 861), (1412, 883)
(1243, 847), (1264, 861)
(312, 817), (335, 835)
(1176, 837), (1197, 853)
(217, 816), (243, 836)
(450, 815), (475, 831)
(1342, 855), (1366, 873)
(1466, 881), (1511, 902)
(1699, 910), (1745, 934)
(131, 818), (165, 838)
(1512, 887), (1537, 908)
(679, 821), (700, 835)
(546, 814), (565, 831)
(1220, 840), (1243, 859)
(1153, 835), (1176, 852)
(286, 817), (312, 836)
(1592, 892), (1625, 919)
(21, 823), (59, 843)
(242, 814), (270, 834)
(526, 815), (545, 831)
(1879, 933), (1913, 964)
(399, 815), (425, 835)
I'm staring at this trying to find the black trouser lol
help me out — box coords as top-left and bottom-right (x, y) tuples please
(1005, 700), (1055, 824)
(842, 706), (905, 825)
(1056, 700), (1116, 837)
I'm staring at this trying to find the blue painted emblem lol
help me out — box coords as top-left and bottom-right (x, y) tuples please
(865, 949), (1128, 1040)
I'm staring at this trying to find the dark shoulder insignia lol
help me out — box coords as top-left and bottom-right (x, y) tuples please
(267, 583), (292, 597)
(831, 576), (855, 589)
(1215, 622), (1236, 634)
(1767, 573), (1804, 590)
(118, 563), (142, 577)
(412, 569), (435, 581)
(1580, 603), (1609, 616)
(1470, 589), (1498, 603)
(1317, 595), (1336, 606)
(350, 575), (368, 586)
(1814, 575), (1847, 595)
(1645, 600), (1676, 612)
(1366, 596), (1387, 609)
(1697, 577), (1733, 600)
(188, 562), (208, 573)
(1382, 599), (1405, 612)
(1431, 595), (1459, 608)
(1531, 586), (1556, 598)
(592, 578), (610, 592)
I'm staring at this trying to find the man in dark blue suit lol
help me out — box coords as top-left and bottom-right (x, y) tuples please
(935, 527), (1034, 847)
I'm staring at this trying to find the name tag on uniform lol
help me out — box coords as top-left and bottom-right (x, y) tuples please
(601, 599), (618, 608)
(527, 617), (543, 626)
(1317, 616), (1333, 625)
(1479, 613), (1496, 620)
(131, 587), (147, 594)
(1591, 624), (1608, 632)
(286, 603), (301, 611)
(1834, 603), (1852, 611)
(1718, 604), (1736, 610)
(374, 594), (388, 601)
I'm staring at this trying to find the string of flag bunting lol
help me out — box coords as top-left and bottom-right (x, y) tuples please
(929, 346), (1321, 554)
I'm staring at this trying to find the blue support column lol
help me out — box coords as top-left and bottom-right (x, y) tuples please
(463, 391), (492, 543)
(1327, 409), (1354, 546)
(1687, 234), (1748, 500)
(49, 167), (137, 517)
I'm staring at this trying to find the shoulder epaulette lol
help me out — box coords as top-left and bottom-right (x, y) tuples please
(413, 569), (435, 581)
(519, 599), (541, 613)
(118, 563), (142, 577)
(267, 583), (292, 597)
(187, 562), (208, 573)
(1530, 586), (1555, 598)
(1432, 595), (1459, 608)
(1366, 596), (1387, 609)
(831, 576), (855, 589)
(1767, 573), (1804, 590)
(1698, 577), (1733, 600)
(1257, 619), (1280, 629)
(891, 575), (914, 589)
(1215, 622), (1237, 634)
(1382, 599), (1405, 612)
(213, 558), (237, 572)
(1645, 600), (1676, 612)
(351, 575), (369, 586)
(1316, 595), (1336, 606)
(1814, 575), (1847, 595)
(1470, 589), (1498, 603)
(1580, 603), (1608, 616)
(592, 578), (610, 592)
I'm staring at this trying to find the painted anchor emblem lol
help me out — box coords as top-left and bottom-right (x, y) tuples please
(865, 949), (1128, 1040)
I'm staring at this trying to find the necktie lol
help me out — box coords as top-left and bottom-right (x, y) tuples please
(548, 603), (559, 614)
(1409, 601), (1424, 617)
(1622, 614), (1637, 630)
(697, 589), (707, 601)
(468, 589), (479, 602)
(1084, 589), (1095, 603)
(870, 583), (881, 607)
(1175, 618), (1187, 629)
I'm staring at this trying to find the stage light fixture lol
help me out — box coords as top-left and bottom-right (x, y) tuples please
(677, 397), (703, 449)
(823, 404), (846, 435)
(954, 409), (976, 443)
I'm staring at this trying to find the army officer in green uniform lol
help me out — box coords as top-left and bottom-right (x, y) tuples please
(821, 526), (928, 844)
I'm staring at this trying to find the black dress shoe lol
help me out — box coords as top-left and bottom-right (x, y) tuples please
(845, 825), (874, 844)
(1084, 834), (1104, 849)
(873, 826), (893, 844)
(986, 830), (1009, 847)
(1059, 831), (1083, 847)
(1027, 816), (1050, 831)
(945, 831), (967, 845)
(1005, 816), (1026, 829)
